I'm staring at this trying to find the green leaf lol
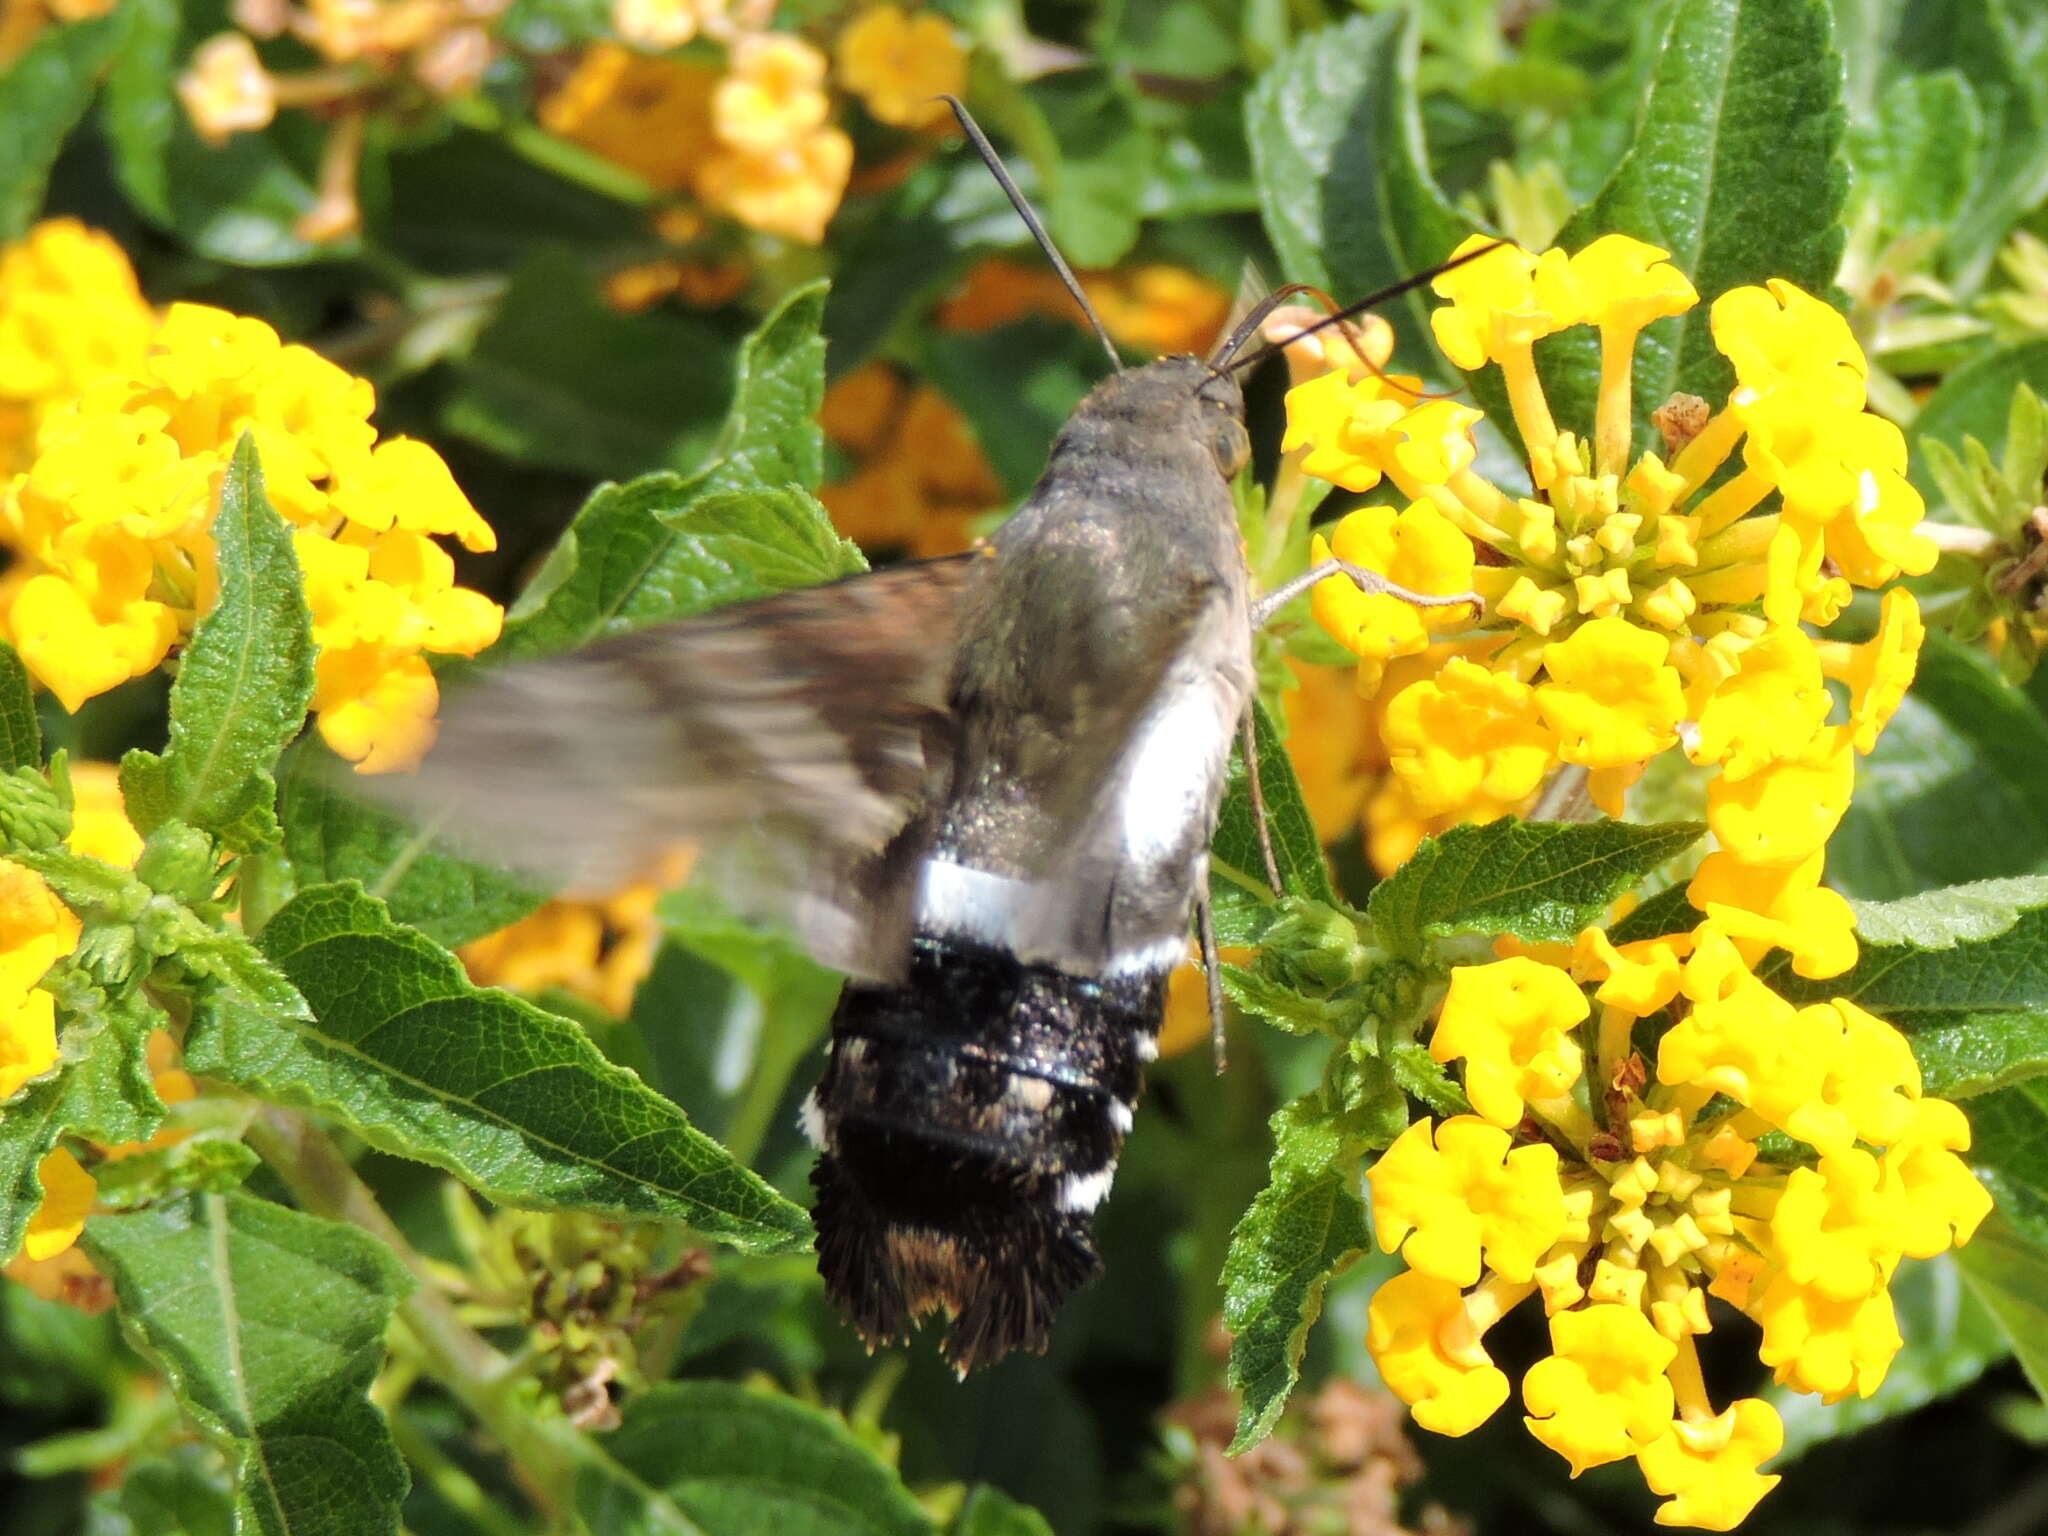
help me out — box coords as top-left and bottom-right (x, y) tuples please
(120, 438), (313, 854)
(1211, 700), (1336, 947)
(0, 2), (129, 238)
(440, 249), (738, 482)
(1907, 339), (2048, 501)
(1605, 881), (1703, 945)
(1963, 1077), (2048, 1251)
(950, 1487), (1054, 1536)
(1367, 818), (1704, 960)
(1769, 1253), (2010, 1458)
(1890, 0), (2048, 290)
(100, 0), (346, 265)
(495, 283), (855, 661)
(1030, 72), (1152, 269)
(277, 741), (543, 949)
(1851, 71), (1985, 235)
(1221, 1091), (1376, 1452)
(1831, 634), (2048, 898)
(1957, 1216), (2048, 1401)
(84, 1195), (410, 1536)
(0, 642), (41, 772)
(93, 1137), (261, 1210)
(185, 882), (810, 1252)
(1551, 0), (1848, 437)
(1765, 878), (2048, 1097)
(576, 1381), (934, 1536)
(86, 1447), (237, 1536)
(1245, 11), (1467, 370)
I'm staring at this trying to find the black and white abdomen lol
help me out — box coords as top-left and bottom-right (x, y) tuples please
(804, 930), (1165, 1373)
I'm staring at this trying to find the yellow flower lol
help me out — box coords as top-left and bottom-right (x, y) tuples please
(1710, 278), (1865, 412)
(1429, 956), (1588, 1128)
(460, 862), (685, 1019)
(818, 365), (995, 557)
(1521, 1303), (1677, 1475)
(539, 44), (717, 194)
(1364, 914), (1991, 1523)
(1366, 1270), (1512, 1435)
(699, 127), (853, 245)
(67, 761), (143, 870)
(1310, 502), (1475, 693)
(1770, 1151), (1908, 1302)
(1817, 589), (1923, 752)
(1753, 1274), (1901, 1402)
(1657, 928), (1830, 1127)
(0, 859), (79, 989)
(1380, 657), (1555, 820)
(0, 218), (155, 477)
(1704, 724), (1855, 868)
(1281, 370), (1475, 493)
(21, 1147), (95, 1261)
(1280, 659), (1378, 841)
(837, 5), (967, 129)
(611, 0), (722, 51)
(0, 243), (503, 771)
(1686, 850), (1856, 980)
(1534, 616), (1685, 769)
(177, 32), (277, 146)
(1429, 237), (1583, 372)
(1883, 1098), (1995, 1258)
(1081, 265), (1232, 357)
(1635, 1399), (1783, 1531)
(1366, 1116), (1568, 1286)
(1687, 625), (1829, 780)
(1283, 235), (1927, 910)
(713, 33), (829, 155)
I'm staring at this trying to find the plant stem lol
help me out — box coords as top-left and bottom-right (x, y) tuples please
(244, 1110), (569, 1498)
(391, 1407), (534, 1536)
(443, 94), (660, 207)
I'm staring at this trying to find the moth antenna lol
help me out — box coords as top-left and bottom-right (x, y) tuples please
(1221, 239), (1510, 375)
(939, 94), (1123, 373)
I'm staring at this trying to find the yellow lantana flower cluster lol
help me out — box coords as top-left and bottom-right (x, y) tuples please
(837, 4), (968, 129)
(0, 219), (154, 479)
(178, 1), (510, 240)
(0, 222), (502, 772)
(541, 32), (852, 246)
(1286, 236), (1932, 981)
(818, 362), (1001, 558)
(1366, 923), (1992, 1530)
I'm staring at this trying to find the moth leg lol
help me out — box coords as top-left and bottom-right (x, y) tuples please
(1250, 558), (1480, 630)
(1195, 878), (1227, 1073)
(1239, 707), (1283, 895)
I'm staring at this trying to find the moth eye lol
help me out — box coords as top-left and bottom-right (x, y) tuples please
(1209, 416), (1250, 477)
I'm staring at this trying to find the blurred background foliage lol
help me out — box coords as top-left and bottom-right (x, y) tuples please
(4, 0), (2048, 1533)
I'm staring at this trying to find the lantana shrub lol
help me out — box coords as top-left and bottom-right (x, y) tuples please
(0, 2), (2045, 1534)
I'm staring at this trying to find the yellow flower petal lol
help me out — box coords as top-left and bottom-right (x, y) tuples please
(1430, 956), (1589, 1128)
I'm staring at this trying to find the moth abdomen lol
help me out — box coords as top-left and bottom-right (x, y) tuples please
(806, 933), (1168, 1372)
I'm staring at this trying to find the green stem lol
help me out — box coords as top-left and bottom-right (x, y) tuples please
(245, 1109), (707, 1533)
(243, 1110), (568, 1497)
(443, 94), (660, 208)
(391, 1407), (533, 1536)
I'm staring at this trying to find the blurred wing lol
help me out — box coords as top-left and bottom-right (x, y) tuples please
(362, 555), (984, 980)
